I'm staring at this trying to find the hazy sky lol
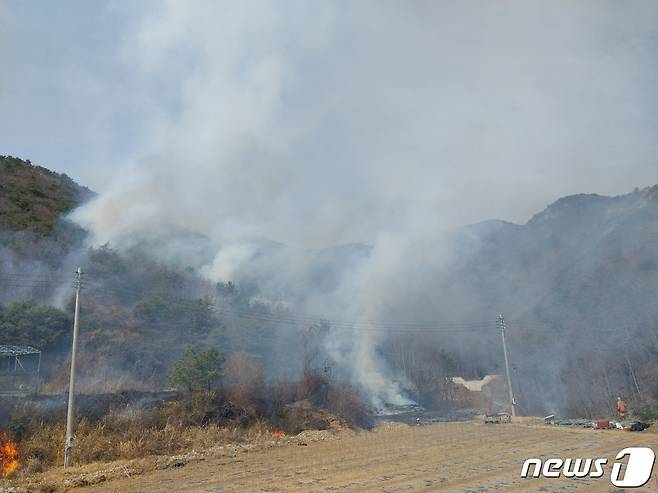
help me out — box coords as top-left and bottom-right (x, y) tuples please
(2, 1), (658, 246)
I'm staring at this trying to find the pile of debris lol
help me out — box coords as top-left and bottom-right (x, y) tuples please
(543, 414), (651, 431)
(484, 412), (512, 424)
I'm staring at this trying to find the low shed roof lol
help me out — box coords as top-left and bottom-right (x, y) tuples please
(0, 345), (41, 356)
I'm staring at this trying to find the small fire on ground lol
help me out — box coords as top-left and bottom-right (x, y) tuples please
(0, 432), (18, 477)
(272, 429), (286, 439)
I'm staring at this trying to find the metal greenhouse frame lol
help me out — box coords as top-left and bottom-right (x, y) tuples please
(0, 344), (41, 394)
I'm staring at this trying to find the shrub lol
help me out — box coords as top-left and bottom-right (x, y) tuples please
(326, 383), (373, 429)
(7, 413), (29, 442)
(637, 405), (658, 421)
(168, 348), (225, 391)
(223, 352), (265, 412)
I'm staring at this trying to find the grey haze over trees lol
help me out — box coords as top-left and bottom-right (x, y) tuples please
(0, 2), (657, 414)
(2, 155), (658, 414)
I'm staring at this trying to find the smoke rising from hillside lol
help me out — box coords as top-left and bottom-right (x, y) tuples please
(60, 0), (658, 247)
(7, 1), (657, 407)
(67, 0), (658, 407)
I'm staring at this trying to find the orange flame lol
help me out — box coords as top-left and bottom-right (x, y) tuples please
(272, 429), (286, 439)
(0, 433), (18, 477)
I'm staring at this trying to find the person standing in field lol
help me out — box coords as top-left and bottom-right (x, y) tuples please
(616, 397), (627, 419)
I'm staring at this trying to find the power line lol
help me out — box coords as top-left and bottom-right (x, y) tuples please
(71, 282), (500, 332)
(0, 272), (78, 289)
(0, 271), (542, 335)
(213, 306), (497, 334)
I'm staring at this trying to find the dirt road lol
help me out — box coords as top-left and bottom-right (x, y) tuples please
(79, 421), (658, 492)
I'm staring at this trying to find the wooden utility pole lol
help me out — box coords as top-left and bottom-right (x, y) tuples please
(64, 267), (82, 468)
(498, 314), (517, 417)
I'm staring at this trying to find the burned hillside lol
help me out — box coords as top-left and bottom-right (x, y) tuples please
(1, 157), (658, 418)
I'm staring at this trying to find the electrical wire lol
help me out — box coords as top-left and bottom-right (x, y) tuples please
(0, 271), (541, 334)
(214, 306), (495, 333)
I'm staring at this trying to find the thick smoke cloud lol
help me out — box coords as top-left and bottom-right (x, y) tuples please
(2, 0), (655, 245)
(3, 1), (658, 407)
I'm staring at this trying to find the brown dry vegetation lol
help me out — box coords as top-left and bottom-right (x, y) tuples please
(1, 373), (368, 484)
(5, 420), (658, 492)
(14, 396), (271, 471)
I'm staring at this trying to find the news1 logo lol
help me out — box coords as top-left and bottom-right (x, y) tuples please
(520, 447), (656, 488)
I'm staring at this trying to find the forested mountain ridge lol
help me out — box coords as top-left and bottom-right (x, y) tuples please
(452, 185), (658, 325)
(0, 155), (93, 234)
(1, 155), (658, 415)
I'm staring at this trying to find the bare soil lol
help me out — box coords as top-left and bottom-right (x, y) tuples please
(13, 419), (658, 492)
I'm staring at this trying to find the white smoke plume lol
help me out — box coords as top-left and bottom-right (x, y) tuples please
(38, 0), (656, 406)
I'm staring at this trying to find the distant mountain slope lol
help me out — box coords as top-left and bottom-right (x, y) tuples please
(0, 155), (93, 234)
(1, 154), (657, 414)
(460, 186), (658, 327)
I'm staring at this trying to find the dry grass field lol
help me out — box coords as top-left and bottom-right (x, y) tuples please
(55, 419), (657, 493)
